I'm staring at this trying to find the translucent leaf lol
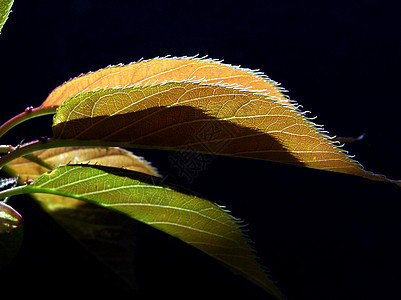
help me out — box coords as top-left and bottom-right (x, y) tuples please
(41, 56), (289, 109)
(0, 0), (13, 34)
(3, 147), (159, 287)
(16, 164), (284, 299)
(5, 146), (159, 181)
(0, 57), (291, 137)
(53, 82), (400, 186)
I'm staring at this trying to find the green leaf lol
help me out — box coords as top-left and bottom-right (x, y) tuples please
(16, 164), (283, 299)
(0, 202), (23, 268)
(2, 146), (159, 288)
(0, 0), (14, 34)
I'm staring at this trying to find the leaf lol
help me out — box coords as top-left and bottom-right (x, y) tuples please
(0, 0), (13, 34)
(0, 57), (292, 137)
(40, 56), (289, 109)
(2, 147), (159, 287)
(52, 82), (400, 186)
(0, 202), (23, 268)
(15, 164), (284, 299)
(0, 202), (22, 234)
(5, 146), (159, 181)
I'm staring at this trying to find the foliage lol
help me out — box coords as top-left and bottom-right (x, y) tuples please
(0, 2), (399, 299)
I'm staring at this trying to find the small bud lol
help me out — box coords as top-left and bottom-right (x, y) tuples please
(25, 106), (34, 113)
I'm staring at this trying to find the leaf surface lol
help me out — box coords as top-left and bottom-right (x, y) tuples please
(18, 164), (283, 299)
(41, 56), (289, 109)
(0, 201), (22, 234)
(53, 82), (400, 185)
(3, 147), (158, 287)
(0, 0), (13, 34)
(6, 146), (158, 181)
(0, 57), (291, 138)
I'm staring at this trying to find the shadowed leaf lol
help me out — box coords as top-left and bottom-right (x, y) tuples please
(15, 164), (284, 299)
(53, 82), (400, 186)
(3, 147), (159, 287)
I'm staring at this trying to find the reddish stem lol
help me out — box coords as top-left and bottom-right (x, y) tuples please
(0, 106), (57, 138)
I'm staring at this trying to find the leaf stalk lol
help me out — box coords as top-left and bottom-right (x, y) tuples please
(0, 185), (29, 200)
(0, 106), (57, 138)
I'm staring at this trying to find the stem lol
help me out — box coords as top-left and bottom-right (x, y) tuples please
(0, 182), (90, 202)
(0, 185), (30, 200)
(0, 106), (57, 138)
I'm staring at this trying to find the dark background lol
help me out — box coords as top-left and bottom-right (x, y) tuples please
(0, 0), (400, 299)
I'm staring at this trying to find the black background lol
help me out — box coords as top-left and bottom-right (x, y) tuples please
(0, 1), (400, 299)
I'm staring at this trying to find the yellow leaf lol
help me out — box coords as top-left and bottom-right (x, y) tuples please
(41, 56), (289, 109)
(52, 82), (400, 186)
(6, 146), (158, 183)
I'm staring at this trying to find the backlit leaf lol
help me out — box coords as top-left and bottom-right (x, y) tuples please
(53, 82), (400, 186)
(3, 147), (158, 287)
(41, 56), (289, 109)
(17, 164), (284, 299)
(2, 57), (290, 137)
(5, 146), (159, 181)
(0, 0), (13, 34)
